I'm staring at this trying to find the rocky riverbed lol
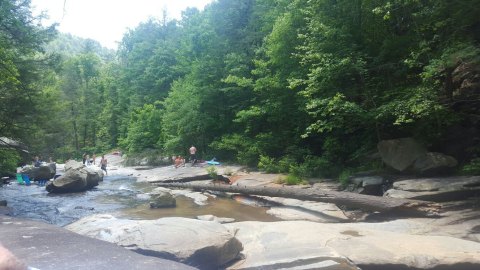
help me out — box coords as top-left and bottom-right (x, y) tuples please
(2, 153), (480, 270)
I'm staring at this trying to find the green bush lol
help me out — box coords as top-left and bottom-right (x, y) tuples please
(460, 158), (480, 175)
(206, 166), (218, 179)
(0, 149), (20, 176)
(258, 155), (280, 173)
(338, 169), (352, 187)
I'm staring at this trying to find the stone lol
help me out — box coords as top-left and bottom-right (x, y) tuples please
(149, 192), (176, 208)
(45, 160), (103, 193)
(377, 137), (427, 171)
(66, 215), (243, 269)
(350, 176), (385, 195)
(20, 163), (56, 180)
(413, 152), (458, 175)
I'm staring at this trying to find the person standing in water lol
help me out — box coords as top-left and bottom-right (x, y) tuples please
(100, 155), (108, 175)
(189, 145), (197, 166)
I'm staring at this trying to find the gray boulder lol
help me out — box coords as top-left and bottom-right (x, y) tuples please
(20, 163), (56, 180)
(149, 192), (176, 208)
(350, 176), (385, 195)
(66, 215), (243, 270)
(46, 160), (102, 193)
(378, 137), (427, 171)
(413, 152), (458, 175)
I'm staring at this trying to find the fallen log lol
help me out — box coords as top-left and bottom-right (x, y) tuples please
(154, 182), (440, 216)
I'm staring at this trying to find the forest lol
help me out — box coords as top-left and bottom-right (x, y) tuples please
(1, 0), (480, 182)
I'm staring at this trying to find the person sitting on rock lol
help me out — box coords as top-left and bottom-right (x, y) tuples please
(174, 156), (185, 168)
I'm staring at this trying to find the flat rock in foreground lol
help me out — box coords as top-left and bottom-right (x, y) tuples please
(66, 215), (243, 270)
(225, 220), (480, 270)
(0, 215), (196, 270)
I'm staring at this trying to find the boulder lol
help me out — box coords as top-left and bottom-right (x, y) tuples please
(350, 176), (385, 195)
(384, 176), (480, 201)
(149, 192), (176, 208)
(45, 160), (103, 193)
(20, 163), (56, 180)
(377, 138), (427, 171)
(413, 152), (458, 175)
(66, 215), (243, 270)
(225, 220), (480, 270)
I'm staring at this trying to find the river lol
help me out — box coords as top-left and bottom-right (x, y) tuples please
(0, 174), (280, 227)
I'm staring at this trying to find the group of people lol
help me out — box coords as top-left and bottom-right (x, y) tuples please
(172, 145), (197, 169)
(82, 153), (108, 175)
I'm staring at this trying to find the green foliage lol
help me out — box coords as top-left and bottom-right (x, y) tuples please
(460, 158), (480, 176)
(206, 166), (218, 179)
(0, 149), (20, 176)
(338, 169), (352, 188)
(120, 103), (163, 154)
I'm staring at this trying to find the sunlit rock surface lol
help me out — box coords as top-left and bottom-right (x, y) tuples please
(66, 215), (243, 269)
(226, 220), (480, 270)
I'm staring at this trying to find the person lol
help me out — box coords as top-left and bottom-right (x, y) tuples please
(33, 156), (41, 167)
(189, 145), (197, 166)
(92, 154), (96, 165)
(82, 153), (87, 165)
(0, 244), (27, 270)
(100, 155), (108, 175)
(174, 156), (185, 168)
(86, 154), (91, 165)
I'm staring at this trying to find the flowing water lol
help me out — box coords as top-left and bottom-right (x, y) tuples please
(0, 175), (280, 226)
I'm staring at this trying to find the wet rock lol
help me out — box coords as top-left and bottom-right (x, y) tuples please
(384, 176), (480, 201)
(149, 193), (176, 208)
(20, 163), (56, 180)
(0, 200), (7, 206)
(66, 215), (243, 270)
(46, 160), (103, 193)
(225, 220), (480, 270)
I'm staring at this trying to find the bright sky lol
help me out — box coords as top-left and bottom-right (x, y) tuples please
(30, 0), (213, 49)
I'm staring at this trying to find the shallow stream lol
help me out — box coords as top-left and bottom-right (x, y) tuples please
(0, 175), (280, 226)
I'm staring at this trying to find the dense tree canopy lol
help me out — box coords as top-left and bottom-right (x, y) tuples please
(1, 0), (480, 179)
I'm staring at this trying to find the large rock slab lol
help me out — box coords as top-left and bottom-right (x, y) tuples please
(0, 215), (196, 270)
(137, 165), (242, 183)
(261, 197), (349, 222)
(66, 215), (243, 270)
(225, 220), (480, 270)
(46, 160), (103, 193)
(384, 176), (480, 201)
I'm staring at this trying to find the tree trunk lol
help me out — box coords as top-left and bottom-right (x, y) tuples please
(154, 182), (439, 216)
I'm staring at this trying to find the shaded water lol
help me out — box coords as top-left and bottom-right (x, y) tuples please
(0, 175), (280, 226)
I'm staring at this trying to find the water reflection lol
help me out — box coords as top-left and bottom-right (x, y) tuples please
(0, 175), (280, 226)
